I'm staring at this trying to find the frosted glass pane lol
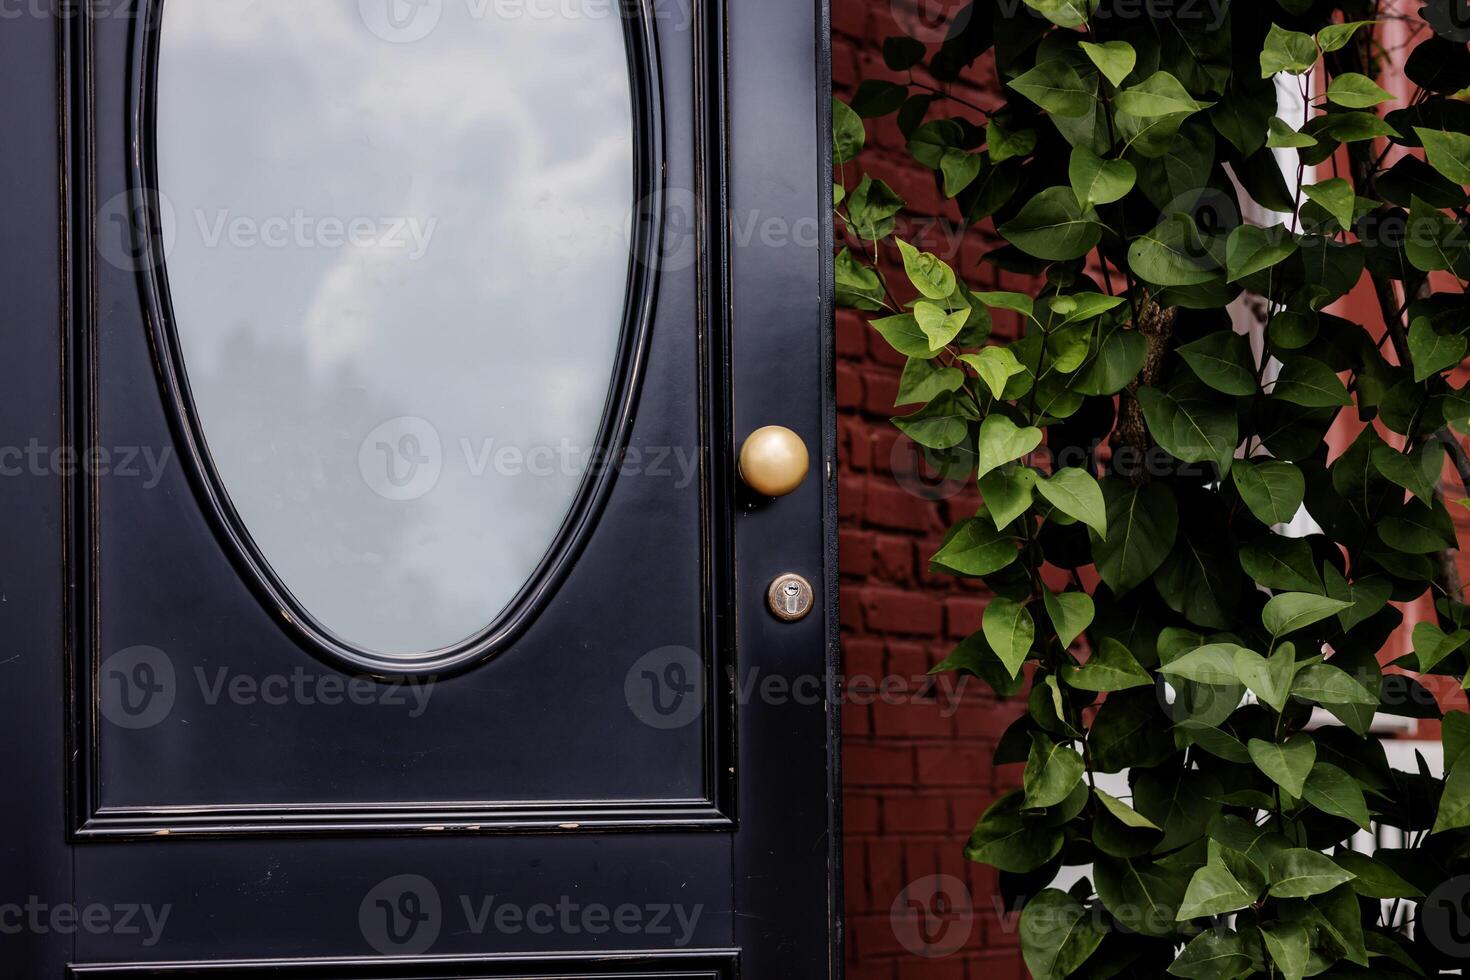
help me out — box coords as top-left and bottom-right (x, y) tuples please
(155, 0), (635, 657)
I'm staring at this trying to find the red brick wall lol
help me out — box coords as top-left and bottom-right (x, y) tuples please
(833, 2), (1031, 977)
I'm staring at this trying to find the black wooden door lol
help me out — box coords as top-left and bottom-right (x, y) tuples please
(0, 0), (838, 975)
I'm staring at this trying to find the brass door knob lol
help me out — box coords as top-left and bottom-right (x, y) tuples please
(738, 425), (809, 497)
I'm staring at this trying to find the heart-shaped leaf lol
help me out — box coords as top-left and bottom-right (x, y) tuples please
(1062, 637), (1151, 692)
(960, 346), (1026, 399)
(1035, 467), (1107, 535)
(1024, 733), (1084, 808)
(1262, 592), (1353, 636)
(983, 596), (1034, 679)
(976, 414), (1044, 480)
(1069, 146), (1136, 207)
(1249, 735), (1317, 797)
(1043, 589), (1094, 649)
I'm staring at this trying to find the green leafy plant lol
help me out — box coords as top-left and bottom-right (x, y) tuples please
(836, 2), (1470, 976)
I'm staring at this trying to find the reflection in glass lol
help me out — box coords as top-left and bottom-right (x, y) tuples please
(156, 0), (635, 657)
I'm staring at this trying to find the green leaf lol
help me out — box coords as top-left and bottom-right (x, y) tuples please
(1136, 379), (1240, 470)
(1233, 644), (1297, 713)
(1417, 126), (1470, 185)
(1323, 566), (1390, 631)
(1318, 20), (1375, 53)
(1168, 928), (1251, 979)
(1260, 921), (1311, 980)
(1435, 752), (1470, 833)
(850, 79), (908, 118)
(1379, 498), (1457, 553)
(1035, 467), (1107, 536)
(1271, 357), (1351, 407)
(843, 175), (904, 240)
(1302, 178), (1356, 231)
(1134, 768), (1222, 853)
(1291, 663), (1378, 707)
(1261, 24), (1319, 77)
(998, 186), (1102, 261)
(983, 596), (1034, 679)
(1096, 789), (1158, 830)
(986, 116), (1036, 164)
(1301, 761), (1372, 830)
(939, 149), (983, 198)
(1267, 116), (1317, 148)
(1020, 890), (1107, 980)
(1327, 73), (1394, 108)
(1079, 39), (1135, 88)
(976, 414), (1044, 480)
(1406, 195), (1470, 275)
(871, 314), (934, 358)
(931, 632), (1023, 698)
(1009, 60), (1096, 118)
(1177, 862), (1256, 920)
(1262, 593), (1353, 636)
(1062, 637), (1151, 692)
(892, 392), (970, 449)
(1049, 292), (1125, 325)
(1226, 224), (1299, 282)
(1095, 856), (1187, 939)
(1408, 315), (1468, 382)
(965, 792), (1064, 872)
(1115, 71), (1213, 118)
(1069, 146), (1136, 207)
(1091, 480), (1177, 594)
(913, 300), (970, 350)
(1074, 322), (1146, 395)
(1024, 733), (1084, 808)
(832, 97), (864, 164)
(881, 35), (925, 71)
(930, 518), (1019, 576)
(1248, 735), (1317, 797)
(1232, 460), (1305, 525)
(1044, 590), (1094, 649)
(834, 247), (885, 311)
(1414, 620), (1470, 672)
(895, 239), (956, 300)
(896, 357), (964, 406)
(1160, 643), (1247, 687)
(1240, 536), (1322, 592)
(1318, 109), (1401, 143)
(907, 118), (962, 168)
(1021, 0), (1097, 28)
(960, 346), (1026, 399)
(1332, 851), (1422, 899)
(1178, 330), (1257, 396)
(1129, 214), (1220, 286)
(978, 467), (1038, 529)
(1371, 438), (1445, 501)
(1268, 849), (1356, 899)
(971, 291), (1034, 316)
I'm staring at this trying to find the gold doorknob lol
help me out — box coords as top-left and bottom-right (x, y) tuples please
(738, 425), (809, 497)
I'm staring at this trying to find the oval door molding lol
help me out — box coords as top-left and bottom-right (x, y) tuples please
(130, 0), (663, 674)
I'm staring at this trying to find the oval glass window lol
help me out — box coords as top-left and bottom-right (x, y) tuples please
(153, 0), (640, 661)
